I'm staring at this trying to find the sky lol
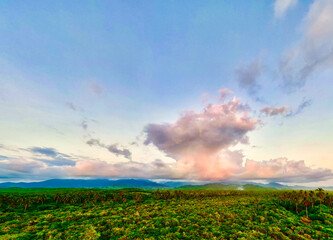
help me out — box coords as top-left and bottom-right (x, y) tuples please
(0, 0), (333, 186)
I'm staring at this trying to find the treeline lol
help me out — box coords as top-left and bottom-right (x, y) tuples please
(0, 189), (274, 211)
(277, 188), (333, 217)
(0, 189), (145, 211)
(1, 188), (332, 214)
(153, 189), (274, 199)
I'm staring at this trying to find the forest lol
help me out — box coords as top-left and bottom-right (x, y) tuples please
(0, 188), (333, 239)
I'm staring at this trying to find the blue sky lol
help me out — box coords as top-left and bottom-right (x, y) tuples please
(0, 0), (332, 185)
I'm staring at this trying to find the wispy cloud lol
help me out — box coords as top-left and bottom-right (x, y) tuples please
(66, 102), (83, 111)
(89, 81), (103, 96)
(286, 98), (312, 117)
(81, 121), (88, 131)
(0, 155), (11, 160)
(38, 158), (76, 167)
(30, 147), (59, 157)
(86, 138), (132, 160)
(260, 98), (312, 118)
(235, 57), (263, 100)
(279, 0), (333, 91)
(260, 106), (289, 116)
(29, 147), (76, 166)
(274, 0), (298, 19)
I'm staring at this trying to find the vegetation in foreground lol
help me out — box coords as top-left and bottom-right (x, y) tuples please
(0, 188), (333, 239)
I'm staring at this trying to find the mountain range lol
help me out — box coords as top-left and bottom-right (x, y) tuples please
(0, 179), (330, 190)
(0, 179), (165, 189)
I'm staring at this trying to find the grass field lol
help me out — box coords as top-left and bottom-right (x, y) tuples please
(0, 189), (332, 239)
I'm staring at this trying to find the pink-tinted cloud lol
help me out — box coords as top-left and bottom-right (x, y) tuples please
(0, 90), (331, 183)
(0, 144), (331, 183)
(261, 98), (312, 117)
(218, 88), (234, 101)
(201, 93), (211, 105)
(144, 97), (259, 180)
(68, 159), (176, 179)
(242, 158), (332, 182)
(143, 93), (332, 182)
(260, 105), (289, 116)
(64, 156), (333, 182)
(145, 97), (258, 157)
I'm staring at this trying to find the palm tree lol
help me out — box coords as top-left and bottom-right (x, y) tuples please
(309, 190), (315, 208)
(316, 188), (325, 213)
(302, 192), (311, 218)
(293, 191), (302, 212)
(253, 197), (259, 211)
(281, 192), (289, 205)
(324, 193), (333, 209)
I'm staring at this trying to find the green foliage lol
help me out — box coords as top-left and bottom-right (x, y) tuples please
(0, 189), (332, 239)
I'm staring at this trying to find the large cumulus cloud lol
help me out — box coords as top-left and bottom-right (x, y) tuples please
(144, 97), (258, 180)
(143, 96), (332, 182)
(145, 98), (258, 158)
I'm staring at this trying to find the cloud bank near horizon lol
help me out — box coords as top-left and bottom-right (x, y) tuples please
(1, 93), (330, 183)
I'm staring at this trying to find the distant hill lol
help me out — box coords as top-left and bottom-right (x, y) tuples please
(178, 183), (237, 190)
(161, 181), (199, 188)
(0, 179), (328, 190)
(262, 182), (286, 189)
(178, 183), (268, 190)
(0, 179), (166, 189)
(109, 179), (165, 189)
(325, 186), (333, 191)
(242, 184), (267, 190)
(257, 182), (316, 190)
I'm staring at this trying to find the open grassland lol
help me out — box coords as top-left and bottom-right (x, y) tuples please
(0, 189), (333, 239)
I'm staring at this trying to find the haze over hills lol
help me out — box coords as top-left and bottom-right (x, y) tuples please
(177, 183), (266, 190)
(0, 179), (330, 190)
(0, 179), (165, 190)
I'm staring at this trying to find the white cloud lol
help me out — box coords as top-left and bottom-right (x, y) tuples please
(274, 0), (298, 19)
